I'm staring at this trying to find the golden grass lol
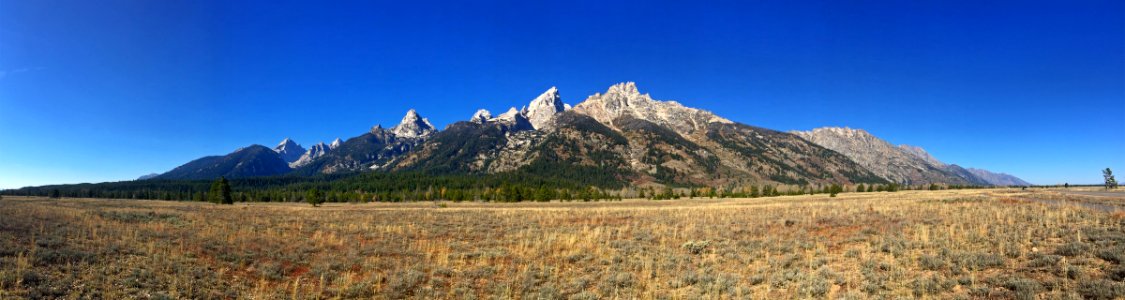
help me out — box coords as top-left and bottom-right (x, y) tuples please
(1, 189), (1123, 299)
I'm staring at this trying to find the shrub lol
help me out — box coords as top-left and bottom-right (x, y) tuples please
(1095, 245), (1125, 264)
(954, 252), (1005, 270)
(1108, 265), (1125, 281)
(911, 274), (954, 297)
(1001, 277), (1042, 300)
(1077, 279), (1125, 300)
(798, 274), (830, 297)
(1025, 253), (1061, 268)
(918, 255), (947, 271)
(1053, 242), (1090, 257)
(682, 240), (710, 254)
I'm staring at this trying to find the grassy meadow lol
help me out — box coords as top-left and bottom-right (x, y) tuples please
(1, 188), (1123, 299)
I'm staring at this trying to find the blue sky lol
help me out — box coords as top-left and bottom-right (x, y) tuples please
(1, 0), (1122, 188)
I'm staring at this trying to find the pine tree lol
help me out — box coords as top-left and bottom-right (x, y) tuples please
(856, 184), (866, 193)
(306, 188), (324, 207)
(209, 177), (233, 204)
(49, 189), (61, 199)
(829, 184), (842, 197)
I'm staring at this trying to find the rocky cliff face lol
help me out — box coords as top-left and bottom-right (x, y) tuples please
(572, 82), (732, 136)
(272, 138), (306, 164)
(792, 127), (972, 185)
(897, 144), (944, 167)
(523, 87), (565, 130)
(392, 83), (884, 186)
(793, 127), (1030, 186)
(290, 142), (331, 168)
(291, 110), (434, 174)
(155, 82), (1026, 187)
(391, 109), (435, 138)
(967, 168), (1031, 186)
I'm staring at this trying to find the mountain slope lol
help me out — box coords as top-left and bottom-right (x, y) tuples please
(142, 82), (1021, 189)
(967, 168), (1032, 186)
(273, 138), (306, 164)
(292, 110), (435, 174)
(393, 83), (886, 187)
(792, 127), (972, 185)
(290, 142), (332, 168)
(154, 145), (292, 180)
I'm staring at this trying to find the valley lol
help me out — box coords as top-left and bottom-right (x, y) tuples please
(1, 188), (1122, 299)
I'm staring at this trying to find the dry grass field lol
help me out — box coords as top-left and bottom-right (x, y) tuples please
(1, 189), (1123, 299)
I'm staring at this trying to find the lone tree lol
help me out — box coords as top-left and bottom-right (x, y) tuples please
(828, 184), (843, 197)
(1105, 168), (1118, 190)
(209, 177), (233, 204)
(306, 188), (325, 207)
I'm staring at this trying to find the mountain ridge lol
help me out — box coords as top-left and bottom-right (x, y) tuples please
(143, 82), (1027, 187)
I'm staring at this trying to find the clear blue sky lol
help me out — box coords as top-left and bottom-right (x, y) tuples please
(1, 0), (1122, 188)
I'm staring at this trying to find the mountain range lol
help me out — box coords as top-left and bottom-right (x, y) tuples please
(146, 82), (1028, 187)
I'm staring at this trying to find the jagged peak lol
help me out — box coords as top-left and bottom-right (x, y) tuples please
(496, 107), (521, 120)
(572, 82), (732, 133)
(470, 109), (492, 124)
(492, 107), (533, 131)
(525, 86), (566, 130)
(530, 86), (562, 107)
(804, 126), (874, 137)
(392, 109), (435, 138)
(605, 82), (641, 97)
(290, 141), (333, 168)
(272, 138), (305, 164)
(330, 138), (343, 149)
(276, 137), (299, 148)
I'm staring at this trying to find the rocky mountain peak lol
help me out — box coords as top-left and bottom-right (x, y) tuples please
(291, 142), (332, 168)
(572, 82), (731, 134)
(470, 109), (492, 124)
(330, 138), (343, 149)
(525, 86), (565, 130)
(276, 138), (297, 149)
(392, 109), (435, 138)
(273, 138), (305, 164)
(605, 82), (641, 97)
(494, 107), (533, 131)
